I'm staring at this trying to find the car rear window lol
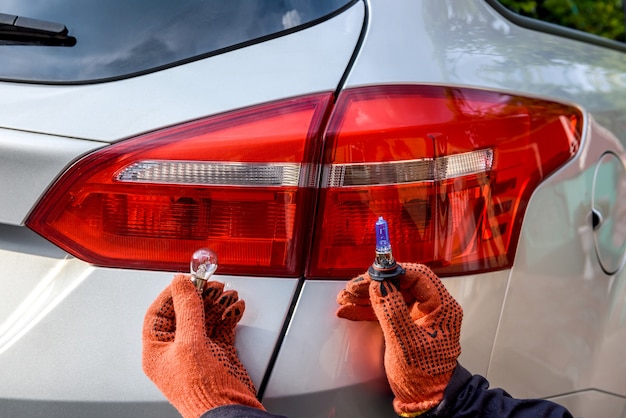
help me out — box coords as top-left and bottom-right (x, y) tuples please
(0, 0), (354, 84)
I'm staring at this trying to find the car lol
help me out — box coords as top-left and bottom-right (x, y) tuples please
(0, 0), (625, 416)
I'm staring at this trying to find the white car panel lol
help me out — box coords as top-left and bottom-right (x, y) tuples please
(551, 391), (626, 418)
(0, 127), (105, 225)
(262, 272), (509, 396)
(346, 0), (626, 119)
(0, 247), (298, 402)
(489, 116), (626, 406)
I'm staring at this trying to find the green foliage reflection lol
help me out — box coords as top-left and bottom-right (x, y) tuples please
(499, 0), (625, 41)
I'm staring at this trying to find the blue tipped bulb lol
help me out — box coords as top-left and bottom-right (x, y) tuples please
(369, 216), (405, 281)
(375, 216), (391, 253)
(373, 216), (395, 271)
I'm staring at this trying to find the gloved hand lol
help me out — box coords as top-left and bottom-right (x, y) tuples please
(337, 264), (424, 321)
(142, 274), (265, 418)
(337, 264), (463, 416)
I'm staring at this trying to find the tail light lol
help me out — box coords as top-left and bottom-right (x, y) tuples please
(307, 85), (582, 277)
(27, 85), (582, 278)
(26, 93), (333, 276)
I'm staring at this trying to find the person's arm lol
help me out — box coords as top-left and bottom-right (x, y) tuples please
(337, 263), (573, 418)
(424, 364), (572, 418)
(200, 404), (287, 418)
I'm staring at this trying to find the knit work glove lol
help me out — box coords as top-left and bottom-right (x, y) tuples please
(337, 264), (463, 416)
(142, 274), (264, 418)
(337, 269), (413, 321)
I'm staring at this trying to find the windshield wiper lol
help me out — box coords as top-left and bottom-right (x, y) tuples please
(0, 12), (76, 46)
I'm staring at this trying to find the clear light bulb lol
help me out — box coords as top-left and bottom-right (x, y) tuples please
(190, 248), (218, 290)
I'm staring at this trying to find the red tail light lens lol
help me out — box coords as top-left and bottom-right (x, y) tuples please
(27, 85), (582, 279)
(26, 93), (333, 276)
(307, 85), (582, 278)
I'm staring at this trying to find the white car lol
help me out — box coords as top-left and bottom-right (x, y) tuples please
(1, 1), (625, 416)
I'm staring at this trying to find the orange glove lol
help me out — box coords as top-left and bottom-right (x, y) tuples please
(336, 270), (380, 321)
(337, 265), (414, 321)
(337, 264), (463, 416)
(142, 274), (264, 418)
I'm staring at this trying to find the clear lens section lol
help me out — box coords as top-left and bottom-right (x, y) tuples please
(438, 149), (494, 179)
(307, 85), (582, 278)
(324, 149), (493, 187)
(117, 161), (301, 186)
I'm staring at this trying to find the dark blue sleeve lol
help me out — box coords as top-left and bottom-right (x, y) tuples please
(200, 364), (572, 418)
(200, 404), (287, 418)
(424, 364), (573, 418)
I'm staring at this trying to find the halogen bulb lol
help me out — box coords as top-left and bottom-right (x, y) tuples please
(373, 216), (395, 270)
(369, 216), (404, 281)
(190, 248), (218, 290)
(375, 216), (391, 254)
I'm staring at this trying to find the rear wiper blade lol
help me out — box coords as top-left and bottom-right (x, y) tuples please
(0, 12), (76, 46)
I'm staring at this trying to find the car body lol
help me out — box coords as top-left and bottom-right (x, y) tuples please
(0, 1), (625, 417)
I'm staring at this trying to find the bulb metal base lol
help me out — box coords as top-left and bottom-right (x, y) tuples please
(368, 263), (405, 282)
